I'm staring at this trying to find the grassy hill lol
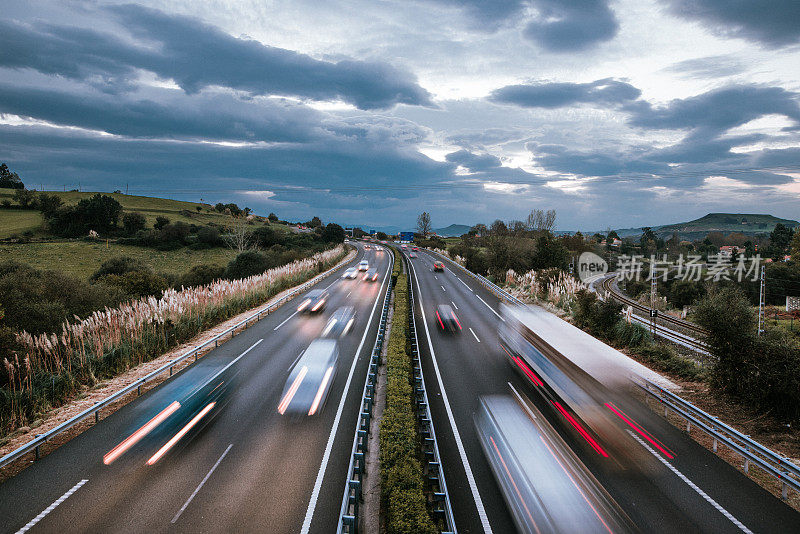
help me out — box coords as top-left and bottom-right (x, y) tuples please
(613, 213), (800, 239)
(434, 223), (471, 237)
(0, 188), (295, 278)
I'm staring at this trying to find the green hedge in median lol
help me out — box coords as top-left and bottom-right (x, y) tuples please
(379, 254), (437, 534)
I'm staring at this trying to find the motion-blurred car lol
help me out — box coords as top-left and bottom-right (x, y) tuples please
(401, 244), (407, 249)
(475, 394), (634, 534)
(342, 267), (358, 279)
(409, 252), (418, 258)
(436, 304), (461, 332)
(362, 268), (379, 282)
(297, 289), (328, 313)
(412, 247), (419, 251)
(374, 246), (383, 253)
(364, 244), (371, 249)
(433, 261), (445, 272)
(321, 306), (356, 338)
(357, 260), (369, 271)
(278, 339), (339, 417)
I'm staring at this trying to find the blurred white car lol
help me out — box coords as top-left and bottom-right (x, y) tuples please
(278, 339), (339, 417)
(321, 306), (356, 338)
(357, 260), (369, 271)
(342, 267), (358, 279)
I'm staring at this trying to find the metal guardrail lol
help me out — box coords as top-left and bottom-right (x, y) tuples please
(0, 249), (355, 471)
(405, 253), (457, 533)
(338, 252), (394, 534)
(641, 379), (800, 500)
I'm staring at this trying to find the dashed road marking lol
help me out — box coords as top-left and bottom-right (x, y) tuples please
(274, 310), (299, 331)
(16, 479), (88, 534)
(172, 444), (233, 523)
(469, 328), (481, 342)
(476, 295), (504, 321)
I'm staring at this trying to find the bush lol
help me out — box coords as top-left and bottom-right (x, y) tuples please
(0, 262), (123, 334)
(154, 216), (170, 230)
(224, 251), (276, 280)
(13, 188), (38, 209)
(181, 264), (225, 287)
(196, 226), (223, 247)
(268, 212), (279, 222)
(573, 289), (622, 340)
(122, 212), (147, 235)
(322, 223), (345, 243)
(90, 256), (150, 281)
(48, 194), (122, 236)
(37, 193), (62, 217)
(98, 271), (168, 298)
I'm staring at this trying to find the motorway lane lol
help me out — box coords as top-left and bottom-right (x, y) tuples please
(405, 248), (800, 533)
(0, 244), (391, 534)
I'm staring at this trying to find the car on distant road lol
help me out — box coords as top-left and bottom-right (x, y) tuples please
(412, 247), (419, 251)
(358, 260), (369, 271)
(409, 252), (418, 258)
(433, 261), (445, 272)
(342, 267), (358, 279)
(297, 289), (328, 313)
(321, 306), (356, 338)
(364, 244), (371, 249)
(278, 339), (339, 417)
(401, 244), (407, 249)
(362, 268), (379, 282)
(436, 304), (461, 332)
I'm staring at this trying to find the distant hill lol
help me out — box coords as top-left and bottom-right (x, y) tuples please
(612, 213), (800, 240)
(433, 224), (471, 237)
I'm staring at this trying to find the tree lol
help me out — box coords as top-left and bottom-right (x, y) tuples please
(607, 230), (620, 241)
(791, 231), (800, 263)
(154, 216), (170, 230)
(122, 212), (147, 235)
(78, 194), (122, 231)
(196, 226), (223, 247)
(770, 223), (794, 256)
(181, 264), (225, 287)
(224, 217), (253, 252)
(308, 216), (323, 228)
(416, 212), (432, 236)
(489, 219), (508, 236)
(640, 227), (657, 253)
(268, 212), (279, 222)
(470, 223), (488, 237)
(90, 256), (150, 281)
(322, 223), (345, 243)
(37, 193), (62, 217)
(0, 163), (24, 189)
(13, 188), (38, 209)
(353, 227), (367, 238)
(525, 209), (556, 233)
(376, 231), (388, 240)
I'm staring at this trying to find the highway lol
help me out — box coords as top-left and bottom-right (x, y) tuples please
(404, 247), (800, 533)
(0, 243), (391, 534)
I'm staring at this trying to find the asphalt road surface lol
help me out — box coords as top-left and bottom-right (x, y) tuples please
(0, 243), (391, 534)
(404, 247), (800, 534)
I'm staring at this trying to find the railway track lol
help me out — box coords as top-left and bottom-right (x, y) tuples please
(599, 275), (710, 354)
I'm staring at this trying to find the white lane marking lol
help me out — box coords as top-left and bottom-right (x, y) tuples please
(273, 310), (299, 331)
(172, 444), (233, 524)
(441, 285), (446, 292)
(300, 260), (392, 534)
(288, 350), (305, 371)
(16, 479), (88, 534)
(434, 275), (438, 280)
(469, 328), (480, 343)
(455, 275), (473, 292)
(627, 431), (753, 534)
(408, 260), (493, 533)
(346, 291), (352, 299)
(476, 295), (504, 322)
(451, 301), (458, 310)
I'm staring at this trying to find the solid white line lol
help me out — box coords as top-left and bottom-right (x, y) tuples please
(16, 479), (88, 534)
(346, 291), (352, 299)
(469, 328), (480, 343)
(288, 350), (305, 371)
(451, 301), (458, 310)
(441, 285), (446, 292)
(455, 275), (473, 292)
(172, 444), (233, 524)
(273, 310), (299, 331)
(408, 259), (493, 533)
(627, 431), (753, 534)
(476, 295), (504, 322)
(300, 260), (392, 534)
(508, 382), (538, 421)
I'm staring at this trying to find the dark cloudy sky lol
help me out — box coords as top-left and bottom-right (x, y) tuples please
(2, 1), (799, 230)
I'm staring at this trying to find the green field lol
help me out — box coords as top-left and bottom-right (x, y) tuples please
(0, 241), (240, 280)
(0, 209), (43, 238)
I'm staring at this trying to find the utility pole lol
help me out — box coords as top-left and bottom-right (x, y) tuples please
(650, 275), (658, 336)
(758, 265), (765, 336)
(569, 256), (574, 277)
